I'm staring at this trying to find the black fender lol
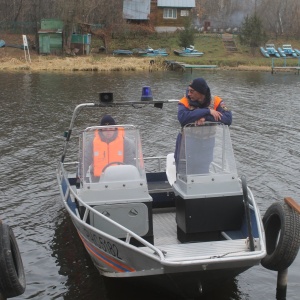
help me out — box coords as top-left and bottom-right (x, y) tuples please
(261, 202), (300, 271)
(0, 222), (26, 298)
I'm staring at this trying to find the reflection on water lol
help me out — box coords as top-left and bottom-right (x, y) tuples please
(0, 70), (299, 299)
(51, 211), (107, 299)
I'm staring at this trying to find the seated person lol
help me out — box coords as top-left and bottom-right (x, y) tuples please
(84, 115), (135, 182)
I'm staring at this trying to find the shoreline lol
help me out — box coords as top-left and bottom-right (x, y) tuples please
(0, 55), (274, 73)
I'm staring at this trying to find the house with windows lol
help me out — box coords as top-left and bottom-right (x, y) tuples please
(123, 0), (195, 32)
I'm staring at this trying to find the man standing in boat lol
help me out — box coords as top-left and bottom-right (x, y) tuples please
(175, 77), (232, 172)
(178, 77), (232, 127)
(83, 115), (135, 182)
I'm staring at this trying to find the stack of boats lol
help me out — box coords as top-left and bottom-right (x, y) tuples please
(113, 45), (206, 58)
(113, 46), (168, 57)
(260, 44), (300, 58)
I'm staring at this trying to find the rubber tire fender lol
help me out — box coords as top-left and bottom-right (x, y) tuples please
(261, 202), (300, 271)
(0, 222), (26, 298)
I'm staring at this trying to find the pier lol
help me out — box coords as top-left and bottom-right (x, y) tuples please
(271, 57), (300, 74)
(164, 60), (218, 73)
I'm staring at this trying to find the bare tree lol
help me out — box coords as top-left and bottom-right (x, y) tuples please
(195, 0), (255, 29)
(256, 0), (300, 37)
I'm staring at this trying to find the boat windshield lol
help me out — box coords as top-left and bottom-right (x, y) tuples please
(78, 125), (146, 184)
(177, 123), (237, 176)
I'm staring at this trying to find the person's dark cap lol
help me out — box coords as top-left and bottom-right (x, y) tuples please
(189, 78), (209, 95)
(100, 115), (116, 125)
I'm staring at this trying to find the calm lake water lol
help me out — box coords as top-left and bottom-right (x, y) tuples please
(0, 68), (299, 300)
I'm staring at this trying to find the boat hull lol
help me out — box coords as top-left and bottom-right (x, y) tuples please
(56, 103), (269, 299)
(63, 197), (263, 298)
(260, 47), (270, 58)
(112, 50), (133, 55)
(104, 265), (251, 298)
(139, 52), (168, 57)
(173, 49), (204, 57)
(178, 53), (203, 57)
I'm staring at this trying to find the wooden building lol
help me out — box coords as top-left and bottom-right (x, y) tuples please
(123, 0), (195, 32)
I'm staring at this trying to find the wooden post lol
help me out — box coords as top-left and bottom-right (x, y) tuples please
(284, 197), (300, 214)
(276, 268), (288, 300)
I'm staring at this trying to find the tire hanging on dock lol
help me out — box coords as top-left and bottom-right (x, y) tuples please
(0, 222), (26, 298)
(261, 202), (300, 271)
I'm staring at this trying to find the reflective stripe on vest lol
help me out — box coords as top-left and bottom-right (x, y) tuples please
(179, 96), (222, 110)
(93, 130), (124, 176)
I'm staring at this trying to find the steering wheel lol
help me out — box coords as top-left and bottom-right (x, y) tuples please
(102, 161), (126, 173)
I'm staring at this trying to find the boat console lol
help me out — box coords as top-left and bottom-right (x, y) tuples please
(173, 124), (244, 242)
(77, 125), (153, 244)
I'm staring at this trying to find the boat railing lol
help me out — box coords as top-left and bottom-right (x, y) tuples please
(57, 161), (166, 261)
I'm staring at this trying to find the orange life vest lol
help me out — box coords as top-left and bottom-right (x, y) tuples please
(93, 130), (124, 176)
(179, 95), (222, 110)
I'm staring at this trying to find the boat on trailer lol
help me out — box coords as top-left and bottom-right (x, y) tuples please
(56, 92), (299, 298)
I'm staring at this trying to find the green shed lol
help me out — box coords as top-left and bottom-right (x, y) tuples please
(38, 19), (64, 55)
(71, 34), (91, 55)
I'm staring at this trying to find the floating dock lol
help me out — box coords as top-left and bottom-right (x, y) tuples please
(164, 60), (218, 73)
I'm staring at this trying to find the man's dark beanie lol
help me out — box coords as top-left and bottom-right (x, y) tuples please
(189, 78), (209, 95)
(100, 115), (116, 125)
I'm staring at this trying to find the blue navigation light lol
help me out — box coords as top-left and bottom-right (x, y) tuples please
(141, 86), (153, 101)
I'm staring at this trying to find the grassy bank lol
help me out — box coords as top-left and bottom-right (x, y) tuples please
(1, 32), (300, 72)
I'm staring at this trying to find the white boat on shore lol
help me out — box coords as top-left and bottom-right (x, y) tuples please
(173, 45), (204, 57)
(56, 91), (300, 298)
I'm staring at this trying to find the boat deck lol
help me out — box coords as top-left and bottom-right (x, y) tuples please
(147, 181), (173, 194)
(147, 209), (250, 262)
(153, 209), (178, 245)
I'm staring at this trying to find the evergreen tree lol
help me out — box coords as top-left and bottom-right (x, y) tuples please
(178, 18), (194, 49)
(239, 14), (268, 54)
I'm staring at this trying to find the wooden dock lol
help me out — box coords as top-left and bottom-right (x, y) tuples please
(271, 57), (300, 74)
(271, 66), (300, 74)
(164, 60), (218, 73)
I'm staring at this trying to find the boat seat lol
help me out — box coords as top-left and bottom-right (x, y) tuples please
(100, 165), (141, 182)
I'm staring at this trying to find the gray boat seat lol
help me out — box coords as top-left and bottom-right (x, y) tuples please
(100, 164), (140, 182)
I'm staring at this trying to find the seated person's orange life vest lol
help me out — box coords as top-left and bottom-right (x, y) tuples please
(93, 130), (124, 176)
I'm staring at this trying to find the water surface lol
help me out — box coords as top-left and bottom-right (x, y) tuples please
(0, 69), (299, 299)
